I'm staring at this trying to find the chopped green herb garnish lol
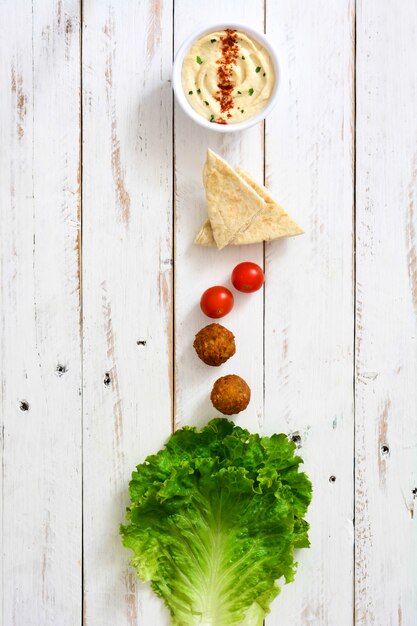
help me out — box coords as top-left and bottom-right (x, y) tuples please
(188, 90), (193, 95)
(237, 90), (242, 94)
(196, 56), (203, 64)
(241, 55), (245, 60)
(197, 88), (201, 94)
(204, 100), (209, 106)
(210, 38), (217, 43)
(263, 72), (266, 77)
(241, 109), (245, 113)
(248, 88), (254, 96)
(255, 66), (261, 73)
(210, 114), (215, 122)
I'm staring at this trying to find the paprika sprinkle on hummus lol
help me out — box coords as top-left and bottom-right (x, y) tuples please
(181, 29), (275, 125)
(215, 29), (239, 116)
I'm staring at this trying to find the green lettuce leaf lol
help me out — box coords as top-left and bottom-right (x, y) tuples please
(121, 418), (312, 626)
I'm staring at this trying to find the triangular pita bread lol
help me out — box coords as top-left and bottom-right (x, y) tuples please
(195, 165), (303, 247)
(203, 149), (266, 249)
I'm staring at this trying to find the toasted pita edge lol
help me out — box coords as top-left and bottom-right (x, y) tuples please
(194, 220), (216, 246)
(203, 150), (267, 249)
(235, 167), (304, 237)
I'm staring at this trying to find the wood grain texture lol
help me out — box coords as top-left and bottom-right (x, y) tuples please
(174, 0), (265, 434)
(0, 1), (82, 624)
(355, 1), (417, 624)
(2, 1), (417, 624)
(82, 1), (173, 624)
(264, 2), (355, 624)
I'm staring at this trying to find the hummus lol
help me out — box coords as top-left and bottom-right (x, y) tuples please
(181, 29), (275, 125)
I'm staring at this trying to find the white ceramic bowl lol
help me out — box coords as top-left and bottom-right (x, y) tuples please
(172, 23), (281, 133)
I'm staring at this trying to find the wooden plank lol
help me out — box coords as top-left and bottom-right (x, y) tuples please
(82, 1), (173, 624)
(174, 1), (265, 434)
(0, 1), (82, 625)
(355, 2), (417, 623)
(264, 2), (355, 624)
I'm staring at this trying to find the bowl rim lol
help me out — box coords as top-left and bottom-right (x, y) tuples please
(172, 23), (281, 133)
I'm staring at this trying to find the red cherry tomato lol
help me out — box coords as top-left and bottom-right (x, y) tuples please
(200, 286), (234, 319)
(231, 262), (265, 293)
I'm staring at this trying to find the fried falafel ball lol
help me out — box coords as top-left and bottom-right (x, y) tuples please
(210, 374), (251, 415)
(193, 323), (236, 367)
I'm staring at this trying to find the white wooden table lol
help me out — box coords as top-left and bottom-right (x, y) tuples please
(1, 1), (416, 625)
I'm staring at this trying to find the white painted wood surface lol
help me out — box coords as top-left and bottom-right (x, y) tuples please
(1, 1), (82, 625)
(82, 1), (172, 625)
(1, 1), (416, 625)
(264, 3), (355, 625)
(355, 2), (417, 624)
